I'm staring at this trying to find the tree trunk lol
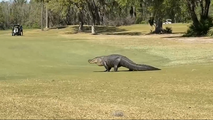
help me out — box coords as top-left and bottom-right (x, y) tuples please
(79, 22), (84, 32)
(78, 10), (84, 32)
(41, 0), (44, 31)
(91, 22), (95, 35)
(201, 0), (211, 19)
(204, 0), (210, 17)
(45, 4), (48, 29)
(186, 0), (200, 27)
(86, 0), (97, 34)
(154, 18), (162, 34)
(66, 5), (71, 25)
(94, 2), (100, 25)
(142, 2), (146, 21)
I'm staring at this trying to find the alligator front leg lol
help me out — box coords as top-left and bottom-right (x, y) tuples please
(104, 68), (111, 72)
(104, 67), (111, 72)
(103, 61), (111, 72)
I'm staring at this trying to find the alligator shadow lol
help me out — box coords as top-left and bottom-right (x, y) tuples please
(93, 70), (130, 72)
(93, 69), (161, 72)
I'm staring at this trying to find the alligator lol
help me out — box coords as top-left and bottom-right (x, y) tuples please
(88, 54), (161, 72)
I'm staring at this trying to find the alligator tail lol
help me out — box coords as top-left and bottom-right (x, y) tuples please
(120, 59), (160, 71)
(134, 64), (161, 71)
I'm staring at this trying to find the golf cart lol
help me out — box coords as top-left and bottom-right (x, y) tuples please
(163, 19), (172, 24)
(12, 24), (23, 36)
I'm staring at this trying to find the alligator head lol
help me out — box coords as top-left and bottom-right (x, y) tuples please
(88, 57), (104, 66)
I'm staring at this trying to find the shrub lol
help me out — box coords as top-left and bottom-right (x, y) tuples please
(161, 27), (172, 34)
(141, 21), (147, 24)
(135, 17), (143, 24)
(184, 17), (213, 37)
(0, 23), (5, 30)
(207, 27), (213, 36)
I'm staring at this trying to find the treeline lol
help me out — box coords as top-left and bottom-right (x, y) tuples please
(0, 0), (212, 36)
(0, 0), (39, 29)
(0, 0), (190, 29)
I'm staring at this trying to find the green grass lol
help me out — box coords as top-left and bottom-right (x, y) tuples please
(0, 24), (213, 119)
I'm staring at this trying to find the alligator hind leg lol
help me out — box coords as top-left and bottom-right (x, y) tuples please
(113, 62), (120, 72)
(129, 69), (133, 71)
(114, 66), (118, 72)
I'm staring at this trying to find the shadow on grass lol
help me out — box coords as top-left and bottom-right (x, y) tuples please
(93, 69), (161, 72)
(146, 32), (186, 36)
(62, 25), (186, 36)
(93, 70), (130, 72)
(49, 26), (67, 29)
(145, 32), (188, 38)
(161, 35), (185, 39)
(71, 26), (142, 36)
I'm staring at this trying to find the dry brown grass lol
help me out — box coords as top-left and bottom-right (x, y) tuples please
(1, 65), (213, 119)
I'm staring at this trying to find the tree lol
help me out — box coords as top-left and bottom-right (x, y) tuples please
(164, 0), (184, 23)
(0, 3), (4, 29)
(185, 0), (212, 36)
(73, 0), (87, 32)
(34, 0), (50, 30)
(48, 0), (86, 31)
(150, 0), (164, 33)
(41, 0), (44, 30)
(45, 2), (48, 28)
(34, 0), (44, 30)
(86, 0), (100, 34)
(116, 0), (184, 33)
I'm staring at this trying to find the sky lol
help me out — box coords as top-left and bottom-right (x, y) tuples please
(0, 0), (30, 2)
